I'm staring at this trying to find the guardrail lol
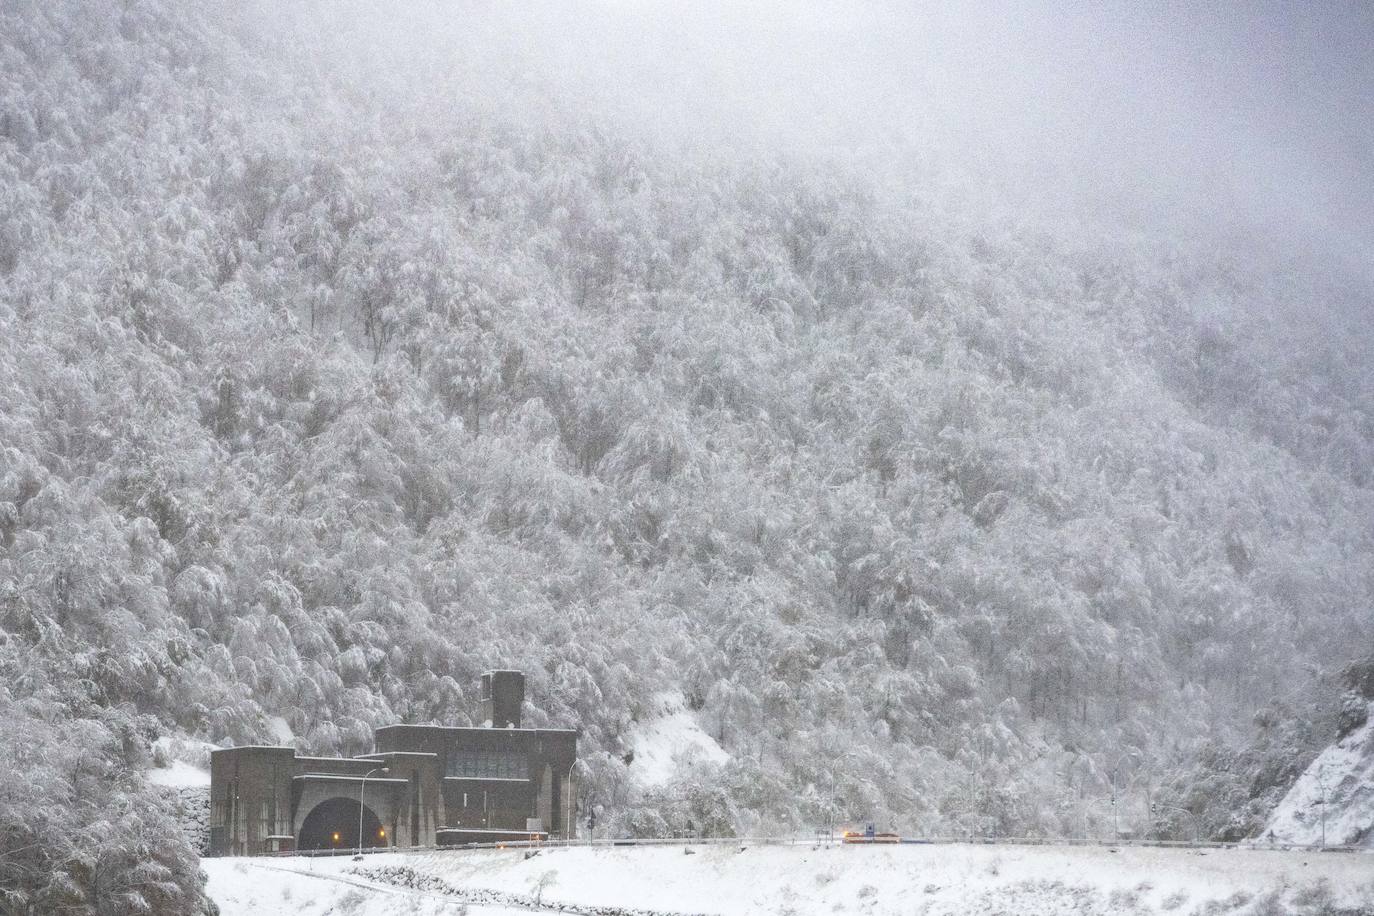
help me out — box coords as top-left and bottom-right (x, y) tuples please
(271, 834), (1370, 859)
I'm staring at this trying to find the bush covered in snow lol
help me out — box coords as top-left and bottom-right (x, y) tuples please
(0, 693), (214, 914)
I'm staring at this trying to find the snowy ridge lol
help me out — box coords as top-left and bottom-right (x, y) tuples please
(1264, 701), (1374, 847)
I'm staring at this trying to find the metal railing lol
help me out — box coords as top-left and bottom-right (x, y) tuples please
(268, 833), (1371, 859)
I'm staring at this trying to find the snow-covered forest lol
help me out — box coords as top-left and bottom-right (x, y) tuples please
(1, 1), (1372, 912)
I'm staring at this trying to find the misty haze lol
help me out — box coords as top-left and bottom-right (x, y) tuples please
(1, 2), (1372, 914)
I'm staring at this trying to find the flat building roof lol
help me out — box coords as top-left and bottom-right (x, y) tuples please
(374, 724), (576, 736)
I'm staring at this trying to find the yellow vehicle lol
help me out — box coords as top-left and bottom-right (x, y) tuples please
(842, 826), (900, 844)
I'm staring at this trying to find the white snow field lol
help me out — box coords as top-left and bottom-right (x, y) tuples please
(204, 842), (1374, 915)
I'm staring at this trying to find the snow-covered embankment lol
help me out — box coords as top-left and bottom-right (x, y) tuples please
(204, 841), (1374, 916)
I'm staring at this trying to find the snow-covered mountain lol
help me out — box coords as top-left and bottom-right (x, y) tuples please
(1, 1), (1372, 912)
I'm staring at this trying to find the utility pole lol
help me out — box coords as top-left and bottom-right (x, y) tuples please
(358, 766), (389, 855)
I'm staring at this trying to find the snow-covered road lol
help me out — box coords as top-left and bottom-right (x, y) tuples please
(203, 841), (1374, 916)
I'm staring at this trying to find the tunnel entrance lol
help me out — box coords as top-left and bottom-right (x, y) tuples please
(297, 797), (386, 851)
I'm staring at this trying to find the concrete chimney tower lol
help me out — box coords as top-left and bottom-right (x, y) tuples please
(480, 670), (524, 728)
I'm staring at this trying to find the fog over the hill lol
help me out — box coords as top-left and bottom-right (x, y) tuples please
(292, 1), (1374, 281)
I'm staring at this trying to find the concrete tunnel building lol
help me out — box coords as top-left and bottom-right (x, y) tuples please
(208, 670), (577, 855)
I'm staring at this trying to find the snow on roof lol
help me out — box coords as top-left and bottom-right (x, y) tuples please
(293, 756), (378, 764)
(375, 724), (577, 735)
(291, 774), (409, 785)
(626, 691), (729, 788)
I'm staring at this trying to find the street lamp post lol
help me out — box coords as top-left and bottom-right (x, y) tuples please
(564, 759), (577, 842)
(358, 766), (389, 855)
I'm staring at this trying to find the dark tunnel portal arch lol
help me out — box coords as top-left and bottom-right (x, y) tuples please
(297, 796), (385, 851)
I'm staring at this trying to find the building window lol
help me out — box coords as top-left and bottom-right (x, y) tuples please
(447, 750), (528, 779)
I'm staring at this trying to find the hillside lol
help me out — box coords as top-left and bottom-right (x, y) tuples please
(1265, 702), (1374, 848)
(1265, 660), (1374, 847)
(1, 1), (1373, 911)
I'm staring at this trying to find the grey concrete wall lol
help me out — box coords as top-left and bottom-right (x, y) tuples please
(210, 723), (575, 853)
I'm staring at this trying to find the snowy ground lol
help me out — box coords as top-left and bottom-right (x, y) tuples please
(204, 841), (1374, 916)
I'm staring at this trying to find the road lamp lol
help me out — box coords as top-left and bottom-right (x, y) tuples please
(1151, 803), (1201, 843)
(564, 759), (578, 842)
(358, 766), (389, 855)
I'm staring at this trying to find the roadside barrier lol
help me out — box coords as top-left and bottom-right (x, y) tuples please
(271, 834), (1369, 858)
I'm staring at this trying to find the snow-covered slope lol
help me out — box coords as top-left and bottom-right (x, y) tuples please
(149, 736), (213, 788)
(148, 761), (210, 790)
(1264, 701), (1374, 847)
(205, 843), (1374, 916)
(628, 693), (730, 788)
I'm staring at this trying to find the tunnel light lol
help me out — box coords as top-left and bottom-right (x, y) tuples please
(332, 832), (341, 844)
(378, 828), (386, 838)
